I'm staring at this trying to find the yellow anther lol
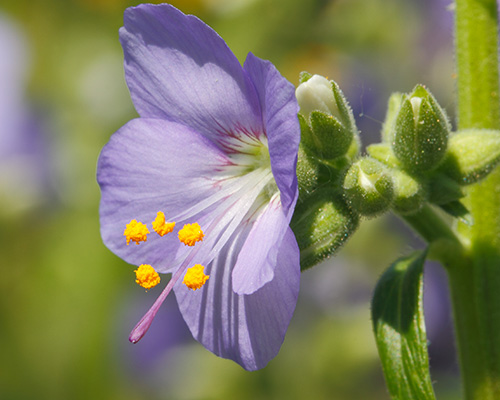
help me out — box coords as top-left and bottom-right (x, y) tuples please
(183, 264), (209, 290)
(178, 222), (204, 246)
(124, 219), (150, 245)
(134, 264), (161, 289)
(152, 211), (175, 237)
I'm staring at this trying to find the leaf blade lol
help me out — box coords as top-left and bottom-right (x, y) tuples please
(371, 250), (436, 400)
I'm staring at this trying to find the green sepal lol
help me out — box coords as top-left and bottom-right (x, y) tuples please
(366, 143), (400, 168)
(299, 71), (312, 84)
(439, 200), (473, 225)
(392, 170), (426, 215)
(393, 85), (450, 173)
(343, 157), (394, 217)
(291, 188), (359, 271)
(437, 129), (500, 185)
(371, 250), (436, 400)
(382, 92), (404, 143)
(427, 173), (464, 205)
(331, 79), (357, 137)
(345, 130), (361, 162)
(296, 145), (320, 195)
(304, 111), (353, 160)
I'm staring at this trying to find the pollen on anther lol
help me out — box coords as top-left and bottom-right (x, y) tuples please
(152, 211), (175, 237)
(183, 264), (209, 290)
(134, 264), (161, 289)
(178, 223), (204, 246)
(124, 219), (150, 245)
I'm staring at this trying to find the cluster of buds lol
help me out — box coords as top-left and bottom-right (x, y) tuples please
(292, 74), (500, 270)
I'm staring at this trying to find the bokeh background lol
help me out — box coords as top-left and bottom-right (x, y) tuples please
(0, 0), (460, 399)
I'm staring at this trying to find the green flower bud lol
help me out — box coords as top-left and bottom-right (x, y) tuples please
(391, 170), (426, 215)
(437, 129), (500, 185)
(296, 74), (358, 161)
(343, 158), (394, 216)
(393, 85), (450, 173)
(291, 188), (359, 270)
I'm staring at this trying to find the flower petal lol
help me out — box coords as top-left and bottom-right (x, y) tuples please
(120, 4), (263, 143)
(97, 118), (228, 271)
(175, 227), (300, 371)
(231, 198), (290, 295)
(243, 53), (300, 213)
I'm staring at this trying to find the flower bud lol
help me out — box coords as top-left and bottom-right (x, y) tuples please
(343, 158), (394, 216)
(392, 85), (450, 173)
(437, 129), (500, 185)
(296, 74), (358, 161)
(296, 74), (341, 118)
(291, 188), (359, 270)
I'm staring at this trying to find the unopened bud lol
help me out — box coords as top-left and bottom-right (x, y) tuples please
(392, 85), (450, 173)
(291, 188), (359, 270)
(343, 158), (394, 216)
(296, 73), (358, 162)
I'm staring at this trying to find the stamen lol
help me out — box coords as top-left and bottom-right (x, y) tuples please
(152, 211), (175, 236)
(183, 264), (209, 290)
(124, 219), (149, 245)
(178, 223), (204, 246)
(134, 264), (161, 289)
(129, 249), (200, 344)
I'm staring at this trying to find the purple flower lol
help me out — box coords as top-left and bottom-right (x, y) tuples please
(97, 4), (301, 370)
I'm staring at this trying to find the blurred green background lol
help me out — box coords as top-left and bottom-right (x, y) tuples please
(0, 0), (460, 399)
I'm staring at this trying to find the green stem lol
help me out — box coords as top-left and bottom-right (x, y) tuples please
(455, 0), (500, 129)
(401, 205), (465, 267)
(452, 0), (500, 398)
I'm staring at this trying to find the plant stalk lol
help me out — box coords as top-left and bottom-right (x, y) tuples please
(451, 0), (500, 398)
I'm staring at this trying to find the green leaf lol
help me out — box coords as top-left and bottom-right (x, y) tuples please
(371, 250), (436, 400)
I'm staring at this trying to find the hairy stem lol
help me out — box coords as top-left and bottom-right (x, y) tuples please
(452, 0), (500, 398)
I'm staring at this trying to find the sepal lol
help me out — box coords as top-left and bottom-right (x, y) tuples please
(439, 200), (473, 225)
(427, 173), (464, 205)
(381, 92), (404, 143)
(296, 144), (320, 195)
(392, 85), (450, 173)
(307, 111), (353, 160)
